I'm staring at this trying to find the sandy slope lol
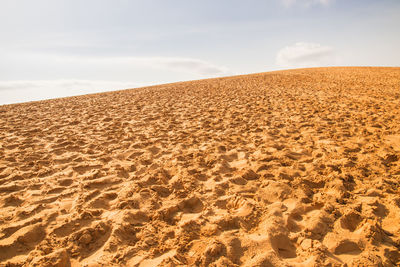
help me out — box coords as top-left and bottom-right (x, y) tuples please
(0, 67), (400, 266)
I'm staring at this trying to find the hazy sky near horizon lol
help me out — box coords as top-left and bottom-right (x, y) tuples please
(1, 0), (399, 104)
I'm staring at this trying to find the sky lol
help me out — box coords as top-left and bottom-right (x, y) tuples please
(1, 0), (399, 105)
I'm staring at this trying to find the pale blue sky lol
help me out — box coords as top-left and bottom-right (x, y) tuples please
(1, 0), (399, 104)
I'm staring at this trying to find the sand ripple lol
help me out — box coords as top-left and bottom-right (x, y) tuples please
(0, 67), (399, 266)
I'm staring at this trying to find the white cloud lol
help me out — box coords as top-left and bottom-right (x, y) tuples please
(281, 0), (333, 7)
(276, 42), (336, 68)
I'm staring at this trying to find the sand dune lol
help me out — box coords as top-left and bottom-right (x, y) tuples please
(0, 67), (399, 266)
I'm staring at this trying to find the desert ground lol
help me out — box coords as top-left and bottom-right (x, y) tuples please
(0, 67), (399, 266)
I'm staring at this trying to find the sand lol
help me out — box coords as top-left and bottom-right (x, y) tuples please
(0, 67), (399, 266)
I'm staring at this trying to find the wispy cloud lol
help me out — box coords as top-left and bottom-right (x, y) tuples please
(37, 54), (231, 77)
(0, 80), (145, 92)
(281, 0), (333, 7)
(276, 42), (336, 68)
(0, 55), (231, 105)
(0, 80), (151, 105)
(128, 57), (230, 76)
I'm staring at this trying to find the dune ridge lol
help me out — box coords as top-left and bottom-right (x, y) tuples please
(0, 67), (400, 266)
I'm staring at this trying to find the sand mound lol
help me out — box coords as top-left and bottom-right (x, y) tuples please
(0, 67), (399, 266)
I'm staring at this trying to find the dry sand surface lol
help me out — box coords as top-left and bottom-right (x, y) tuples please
(0, 67), (400, 266)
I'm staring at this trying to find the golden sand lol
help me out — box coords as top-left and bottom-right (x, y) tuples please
(0, 67), (399, 266)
